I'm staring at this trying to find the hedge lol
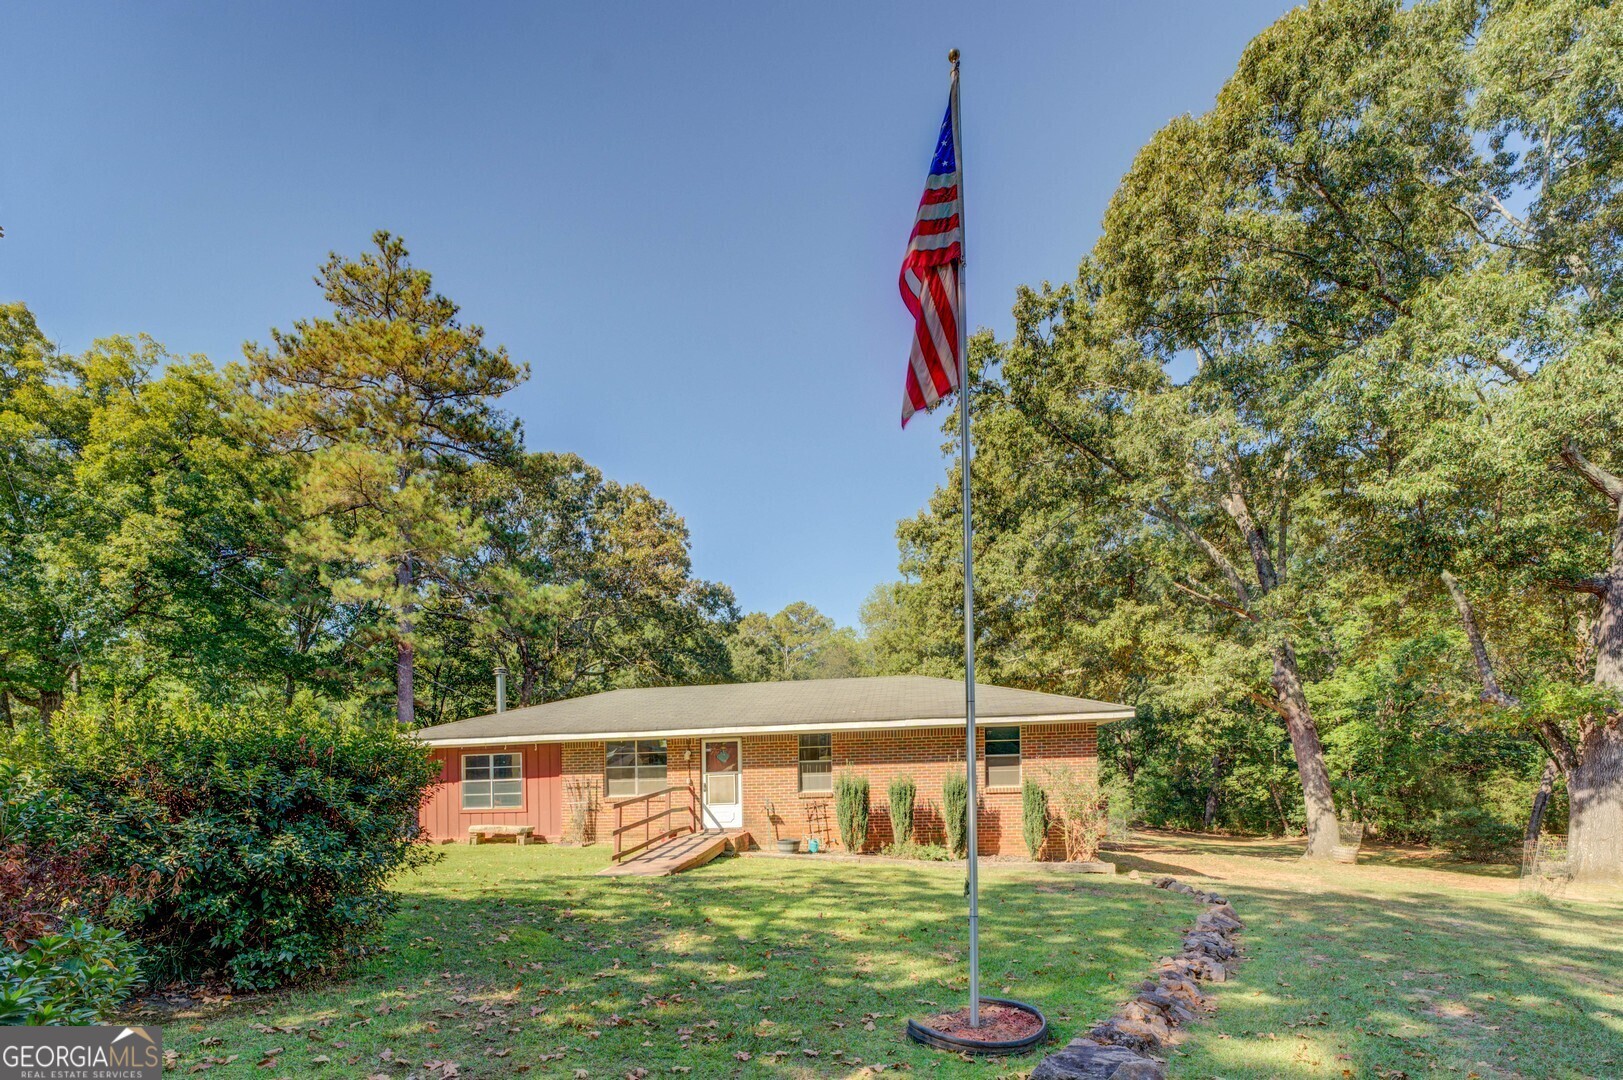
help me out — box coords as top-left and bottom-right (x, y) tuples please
(33, 697), (440, 989)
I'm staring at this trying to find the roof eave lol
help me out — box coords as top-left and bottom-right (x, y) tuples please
(411, 708), (1136, 747)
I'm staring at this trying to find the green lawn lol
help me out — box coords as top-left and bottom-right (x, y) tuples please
(1112, 832), (1623, 1080)
(151, 845), (1189, 1078)
(145, 835), (1623, 1078)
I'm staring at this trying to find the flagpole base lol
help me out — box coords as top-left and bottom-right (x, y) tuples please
(905, 996), (1049, 1057)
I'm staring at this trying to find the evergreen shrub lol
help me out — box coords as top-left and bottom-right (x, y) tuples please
(834, 772), (871, 854)
(32, 697), (440, 988)
(942, 771), (968, 857)
(888, 775), (916, 846)
(1022, 777), (1050, 859)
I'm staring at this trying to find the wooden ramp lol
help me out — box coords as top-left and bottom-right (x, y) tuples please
(599, 830), (751, 877)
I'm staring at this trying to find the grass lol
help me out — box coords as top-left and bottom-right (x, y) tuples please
(1111, 831), (1623, 1080)
(143, 834), (1623, 1078)
(148, 844), (1189, 1078)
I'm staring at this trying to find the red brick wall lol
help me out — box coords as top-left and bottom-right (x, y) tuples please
(559, 737), (701, 845)
(556, 723), (1098, 858)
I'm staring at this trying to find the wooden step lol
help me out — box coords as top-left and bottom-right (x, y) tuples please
(599, 830), (752, 877)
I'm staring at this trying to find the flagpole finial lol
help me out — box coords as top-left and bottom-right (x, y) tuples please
(948, 48), (960, 66)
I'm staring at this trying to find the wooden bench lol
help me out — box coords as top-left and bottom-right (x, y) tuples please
(468, 824), (535, 846)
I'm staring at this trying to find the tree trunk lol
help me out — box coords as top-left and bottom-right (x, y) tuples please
(1570, 537), (1622, 881)
(1266, 779), (1291, 836)
(1525, 755), (1559, 846)
(1567, 720), (1623, 883)
(38, 688), (63, 733)
(1272, 640), (1340, 859)
(1202, 754), (1223, 831)
(1566, 499), (1623, 881)
(395, 556), (416, 728)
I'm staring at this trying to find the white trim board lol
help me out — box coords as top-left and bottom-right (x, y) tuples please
(415, 710), (1134, 748)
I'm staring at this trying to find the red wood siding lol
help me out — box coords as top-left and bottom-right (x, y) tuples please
(418, 743), (562, 842)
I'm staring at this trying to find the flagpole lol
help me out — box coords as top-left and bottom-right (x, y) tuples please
(948, 46), (981, 1031)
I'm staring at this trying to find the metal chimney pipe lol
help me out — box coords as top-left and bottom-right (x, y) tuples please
(494, 665), (508, 714)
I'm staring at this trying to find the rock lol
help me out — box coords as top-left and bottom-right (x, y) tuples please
(1167, 882), (1197, 896)
(1178, 954), (1229, 982)
(1182, 932), (1236, 959)
(1030, 1040), (1167, 1080)
(1088, 1015), (1165, 1052)
(1194, 911), (1243, 933)
(1155, 975), (1208, 1008)
(1134, 988), (1197, 1024)
(1150, 875), (1174, 889)
(1116, 1000), (1168, 1032)
(1126, 869), (1141, 881)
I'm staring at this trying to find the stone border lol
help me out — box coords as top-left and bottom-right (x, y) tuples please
(1030, 876), (1245, 1080)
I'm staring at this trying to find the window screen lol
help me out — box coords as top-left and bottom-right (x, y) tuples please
(798, 733), (832, 793)
(985, 726), (1021, 788)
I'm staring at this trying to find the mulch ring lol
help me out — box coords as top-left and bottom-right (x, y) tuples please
(921, 1002), (1044, 1043)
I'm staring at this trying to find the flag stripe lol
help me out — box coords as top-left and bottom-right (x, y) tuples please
(899, 94), (964, 428)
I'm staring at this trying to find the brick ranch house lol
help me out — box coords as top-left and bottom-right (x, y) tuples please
(413, 675), (1133, 856)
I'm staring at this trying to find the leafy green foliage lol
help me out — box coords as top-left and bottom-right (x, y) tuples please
(865, 0), (1622, 869)
(0, 757), (163, 952)
(1021, 778), (1050, 859)
(1432, 807), (1524, 864)
(459, 452), (736, 716)
(0, 919), (142, 1025)
(941, 771), (968, 858)
(0, 310), (302, 723)
(881, 841), (954, 861)
(1, 236), (738, 732)
(833, 772), (870, 854)
(728, 602), (870, 683)
(34, 698), (440, 989)
(888, 775), (916, 846)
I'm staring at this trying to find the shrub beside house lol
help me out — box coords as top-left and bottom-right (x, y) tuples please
(2, 696), (439, 1009)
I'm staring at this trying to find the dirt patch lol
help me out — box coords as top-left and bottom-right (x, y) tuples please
(1114, 830), (1523, 897)
(920, 1003), (1042, 1043)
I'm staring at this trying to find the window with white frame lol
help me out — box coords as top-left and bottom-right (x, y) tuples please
(605, 739), (668, 798)
(985, 726), (1021, 788)
(798, 733), (832, 793)
(462, 752), (522, 810)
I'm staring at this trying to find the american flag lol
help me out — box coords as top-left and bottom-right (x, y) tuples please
(899, 94), (964, 427)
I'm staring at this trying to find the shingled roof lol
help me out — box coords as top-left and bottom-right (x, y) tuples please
(412, 675), (1132, 746)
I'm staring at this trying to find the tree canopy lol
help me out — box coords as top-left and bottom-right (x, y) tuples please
(870, 0), (1622, 877)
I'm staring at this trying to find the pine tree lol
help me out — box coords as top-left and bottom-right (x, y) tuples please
(248, 232), (526, 725)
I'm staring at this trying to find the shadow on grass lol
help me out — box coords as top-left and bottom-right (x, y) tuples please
(1170, 876), (1622, 1079)
(1128, 828), (1525, 880)
(147, 847), (1198, 1079)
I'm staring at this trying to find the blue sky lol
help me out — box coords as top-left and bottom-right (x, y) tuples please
(2, 1), (1293, 628)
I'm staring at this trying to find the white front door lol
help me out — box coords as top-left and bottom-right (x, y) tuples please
(702, 739), (743, 830)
